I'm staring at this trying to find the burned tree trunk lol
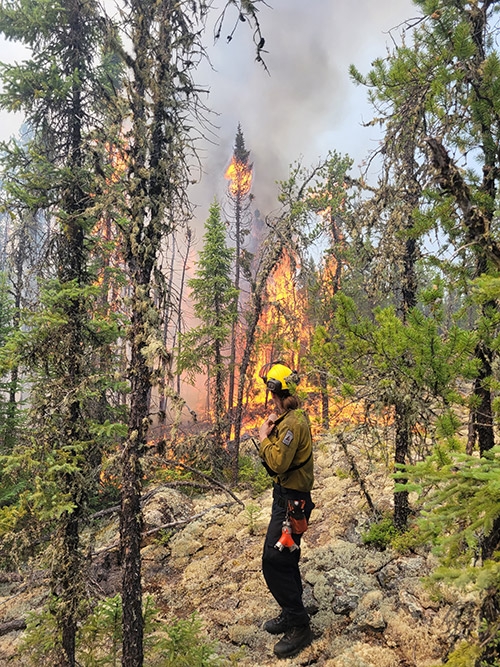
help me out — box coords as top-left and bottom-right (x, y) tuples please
(120, 304), (149, 666)
(319, 369), (329, 431)
(468, 341), (495, 456)
(119, 3), (209, 663)
(393, 400), (411, 531)
(231, 218), (292, 481)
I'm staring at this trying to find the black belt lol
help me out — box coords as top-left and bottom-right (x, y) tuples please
(273, 481), (311, 508)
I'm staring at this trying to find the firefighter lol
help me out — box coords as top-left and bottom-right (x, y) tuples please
(258, 362), (315, 659)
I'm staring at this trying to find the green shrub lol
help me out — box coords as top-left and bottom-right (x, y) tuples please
(432, 641), (481, 667)
(244, 502), (263, 535)
(19, 595), (225, 666)
(18, 603), (62, 666)
(362, 516), (398, 550)
(391, 525), (426, 554)
(152, 613), (224, 667)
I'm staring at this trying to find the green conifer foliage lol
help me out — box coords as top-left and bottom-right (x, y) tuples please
(0, 1), (123, 664)
(403, 442), (500, 664)
(178, 199), (238, 451)
(350, 0), (500, 456)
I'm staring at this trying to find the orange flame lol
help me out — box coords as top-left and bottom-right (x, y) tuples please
(254, 251), (311, 379)
(224, 156), (253, 196)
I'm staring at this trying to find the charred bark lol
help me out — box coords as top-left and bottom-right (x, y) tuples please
(120, 274), (152, 666)
(480, 514), (500, 562)
(214, 336), (226, 451)
(394, 401), (411, 532)
(469, 342), (495, 456)
(476, 586), (500, 666)
(232, 288), (263, 482)
(319, 369), (329, 431)
(120, 352), (147, 667)
(57, 514), (82, 667)
(0, 619), (26, 637)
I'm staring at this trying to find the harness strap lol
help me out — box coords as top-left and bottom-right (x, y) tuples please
(286, 450), (312, 473)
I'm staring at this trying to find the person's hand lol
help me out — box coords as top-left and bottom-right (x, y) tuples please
(259, 413), (278, 442)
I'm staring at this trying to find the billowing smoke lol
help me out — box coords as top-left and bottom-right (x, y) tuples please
(192, 0), (416, 223)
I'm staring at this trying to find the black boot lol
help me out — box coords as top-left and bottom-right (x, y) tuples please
(263, 611), (289, 635)
(273, 623), (313, 659)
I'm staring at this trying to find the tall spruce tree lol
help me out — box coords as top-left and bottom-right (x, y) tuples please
(0, 1), (122, 665)
(116, 3), (212, 663)
(343, 0), (500, 531)
(114, 3), (270, 663)
(178, 199), (237, 451)
(350, 0), (500, 456)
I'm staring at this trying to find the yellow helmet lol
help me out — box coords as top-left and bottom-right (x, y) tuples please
(259, 362), (300, 393)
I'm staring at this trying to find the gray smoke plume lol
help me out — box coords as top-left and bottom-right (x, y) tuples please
(192, 0), (416, 224)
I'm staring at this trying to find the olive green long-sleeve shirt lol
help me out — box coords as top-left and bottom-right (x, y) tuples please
(259, 409), (314, 492)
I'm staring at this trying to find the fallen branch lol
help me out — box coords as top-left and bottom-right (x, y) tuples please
(337, 432), (380, 518)
(141, 480), (214, 505)
(141, 501), (236, 539)
(89, 480), (215, 521)
(155, 457), (244, 507)
(0, 618), (26, 636)
(93, 501), (238, 557)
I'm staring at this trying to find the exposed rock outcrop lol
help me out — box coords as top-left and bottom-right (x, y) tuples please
(0, 446), (481, 665)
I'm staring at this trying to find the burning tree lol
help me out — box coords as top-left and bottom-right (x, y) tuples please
(252, 249), (310, 380)
(228, 155), (348, 478)
(225, 125), (253, 438)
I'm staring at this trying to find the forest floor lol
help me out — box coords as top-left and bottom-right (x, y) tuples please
(0, 433), (482, 666)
